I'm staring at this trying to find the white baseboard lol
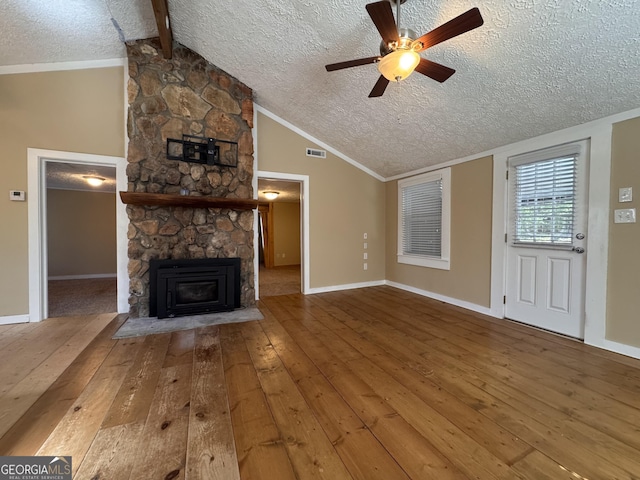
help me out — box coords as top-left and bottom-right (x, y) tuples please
(306, 280), (385, 295)
(589, 339), (640, 361)
(49, 273), (117, 280)
(0, 314), (30, 325)
(384, 280), (495, 317)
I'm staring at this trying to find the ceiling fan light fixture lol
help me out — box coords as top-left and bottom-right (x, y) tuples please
(83, 175), (106, 187)
(378, 48), (420, 82)
(263, 191), (280, 200)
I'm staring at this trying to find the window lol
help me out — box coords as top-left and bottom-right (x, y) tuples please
(510, 144), (581, 247)
(397, 168), (451, 269)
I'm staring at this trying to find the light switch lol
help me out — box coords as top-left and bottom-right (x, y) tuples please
(619, 187), (633, 203)
(363, 233), (368, 239)
(614, 208), (636, 223)
(363, 242), (368, 249)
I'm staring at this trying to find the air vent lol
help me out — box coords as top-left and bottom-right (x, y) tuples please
(306, 147), (326, 159)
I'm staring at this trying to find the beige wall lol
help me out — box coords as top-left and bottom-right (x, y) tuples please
(606, 116), (640, 347)
(385, 156), (493, 307)
(257, 112), (385, 288)
(47, 189), (117, 277)
(0, 67), (124, 316)
(273, 201), (301, 266)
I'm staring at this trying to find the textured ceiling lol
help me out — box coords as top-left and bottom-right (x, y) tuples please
(2, 1), (639, 178)
(46, 162), (116, 193)
(258, 179), (301, 203)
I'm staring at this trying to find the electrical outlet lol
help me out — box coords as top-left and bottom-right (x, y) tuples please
(363, 263), (368, 270)
(363, 252), (368, 260)
(363, 242), (368, 249)
(614, 208), (636, 223)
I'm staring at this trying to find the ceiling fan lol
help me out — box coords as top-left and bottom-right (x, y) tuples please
(325, 0), (483, 97)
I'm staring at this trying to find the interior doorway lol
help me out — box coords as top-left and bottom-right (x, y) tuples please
(27, 148), (128, 322)
(255, 172), (310, 298)
(46, 162), (118, 317)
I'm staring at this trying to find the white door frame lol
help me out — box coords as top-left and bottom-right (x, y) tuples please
(254, 171), (310, 297)
(27, 148), (128, 322)
(490, 123), (612, 348)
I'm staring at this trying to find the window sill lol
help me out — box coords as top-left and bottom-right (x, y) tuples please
(397, 254), (450, 270)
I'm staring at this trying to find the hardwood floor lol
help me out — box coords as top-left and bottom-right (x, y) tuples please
(2, 286), (640, 479)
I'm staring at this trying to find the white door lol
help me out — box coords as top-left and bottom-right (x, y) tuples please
(505, 141), (589, 339)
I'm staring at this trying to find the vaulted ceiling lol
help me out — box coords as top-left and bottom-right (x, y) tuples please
(2, 1), (639, 178)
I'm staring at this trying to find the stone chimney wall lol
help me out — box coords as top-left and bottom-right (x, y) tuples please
(125, 39), (255, 318)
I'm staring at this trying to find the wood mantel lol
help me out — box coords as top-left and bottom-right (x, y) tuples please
(119, 192), (265, 210)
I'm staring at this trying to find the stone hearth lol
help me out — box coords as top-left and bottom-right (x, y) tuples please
(125, 39), (255, 318)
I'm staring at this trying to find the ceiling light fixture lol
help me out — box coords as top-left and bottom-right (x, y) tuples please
(378, 47), (420, 82)
(263, 191), (280, 200)
(83, 175), (106, 187)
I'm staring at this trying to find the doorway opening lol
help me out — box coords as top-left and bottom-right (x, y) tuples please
(255, 172), (310, 298)
(46, 161), (118, 317)
(28, 149), (128, 322)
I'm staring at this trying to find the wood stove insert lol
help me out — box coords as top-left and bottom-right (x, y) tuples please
(149, 258), (241, 319)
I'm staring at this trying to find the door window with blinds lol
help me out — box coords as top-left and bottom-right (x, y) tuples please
(397, 168), (451, 269)
(509, 144), (581, 247)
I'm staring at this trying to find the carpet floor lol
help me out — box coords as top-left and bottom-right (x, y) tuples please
(48, 277), (117, 318)
(259, 264), (301, 297)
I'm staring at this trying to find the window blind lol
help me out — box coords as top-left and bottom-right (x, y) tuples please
(513, 155), (577, 245)
(401, 178), (442, 257)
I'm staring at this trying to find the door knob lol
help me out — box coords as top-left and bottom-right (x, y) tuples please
(572, 247), (585, 254)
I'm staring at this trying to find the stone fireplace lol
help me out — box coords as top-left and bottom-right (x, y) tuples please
(125, 39), (255, 318)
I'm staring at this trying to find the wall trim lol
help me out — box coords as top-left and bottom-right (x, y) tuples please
(385, 280), (494, 317)
(595, 339), (640, 361)
(49, 274), (117, 280)
(307, 280), (386, 295)
(28, 148), (128, 322)
(0, 58), (126, 76)
(256, 171), (311, 295)
(255, 105), (385, 182)
(0, 314), (30, 325)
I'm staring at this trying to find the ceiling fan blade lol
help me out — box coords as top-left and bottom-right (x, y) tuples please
(368, 75), (390, 98)
(325, 56), (379, 72)
(415, 58), (455, 83)
(413, 7), (484, 52)
(366, 1), (399, 45)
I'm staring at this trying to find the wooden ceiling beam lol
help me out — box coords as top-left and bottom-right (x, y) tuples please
(151, 0), (173, 59)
